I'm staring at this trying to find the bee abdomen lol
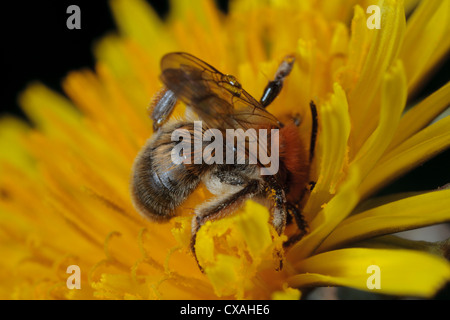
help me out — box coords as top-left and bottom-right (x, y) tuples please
(131, 133), (201, 222)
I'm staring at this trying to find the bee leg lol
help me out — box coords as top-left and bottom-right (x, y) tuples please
(190, 180), (262, 272)
(263, 175), (289, 235)
(286, 203), (308, 231)
(148, 86), (178, 131)
(283, 203), (309, 248)
(259, 54), (295, 108)
(264, 177), (293, 270)
(271, 201), (287, 271)
(308, 100), (318, 162)
(268, 187), (288, 236)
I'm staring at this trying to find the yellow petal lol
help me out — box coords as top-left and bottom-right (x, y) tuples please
(94, 36), (160, 109)
(345, 0), (406, 154)
(351, 235), (449, 260)
(289, 248), (450, 298)
(0, 117), (34, 177)
(313, 0), (359, 22)
(388, 82), (450, 151)
(360, 115), (450, 198)
(400, 0), (450, 95)
(404, 0), (421, 15)
(317, 189), (450, 252)
(271, 285), (301, 300)
(19, 82), (82, 136)
(110, 0), (173, 57)
(287, 166), (360, 260)
(170, 0), (229, 65)
(350, 60), (407, 181)
(338, 5), (372, 92)
(303, 83), (351, 222)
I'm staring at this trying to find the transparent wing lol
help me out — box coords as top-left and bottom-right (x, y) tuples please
(159, 52), (281, 131)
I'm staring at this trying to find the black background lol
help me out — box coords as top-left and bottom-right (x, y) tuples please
(1, 0), (449, 196)
(2, 0), (165, 119)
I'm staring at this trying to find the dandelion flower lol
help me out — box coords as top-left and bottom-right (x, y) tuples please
(1, 0), (449, 300)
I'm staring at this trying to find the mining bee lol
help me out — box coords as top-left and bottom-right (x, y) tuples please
(131, 52), (318, 270)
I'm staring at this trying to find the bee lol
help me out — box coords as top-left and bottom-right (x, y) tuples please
(131, 52), (318, 270)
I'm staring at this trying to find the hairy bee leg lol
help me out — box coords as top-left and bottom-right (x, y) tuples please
(283, 231), (308, 249)
(259, 54), (296, 108)
(264, 177), (294, 270)
(286, 203), (307, 231)
(263, 175), (291, 235)
(190, 180), (262, 272)
(268, 188), (288, 236)
(148, 87), (178, 131)
(283, 203), (309, 249)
